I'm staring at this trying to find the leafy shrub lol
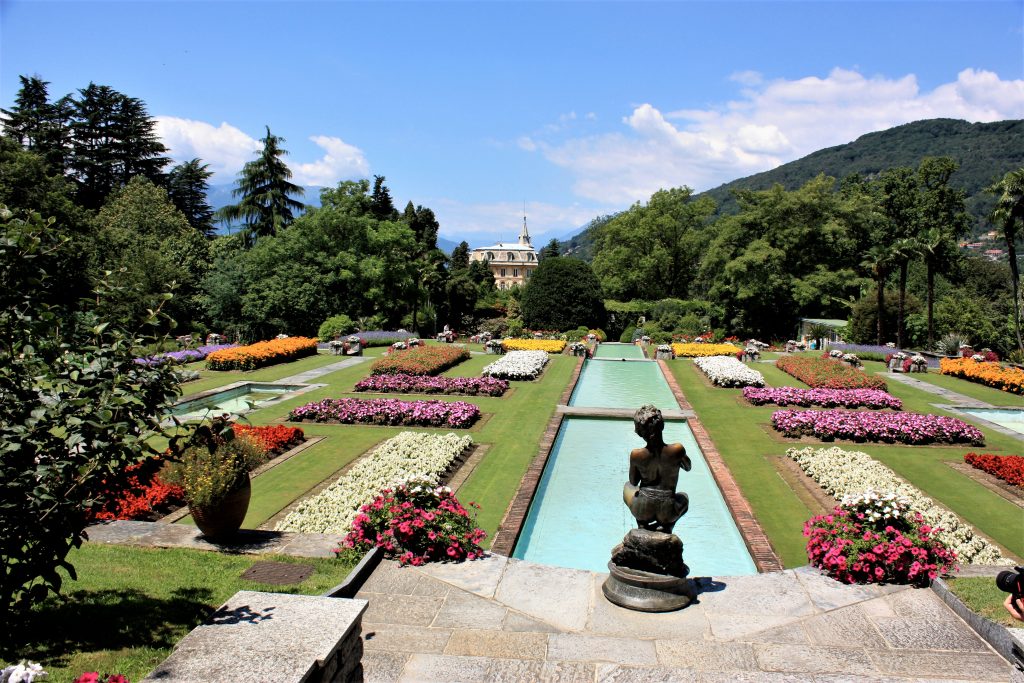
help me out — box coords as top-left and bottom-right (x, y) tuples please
(505, 318), (524, 338)
(342, 482), (486, 566)
(317, 314), (356, 341)
(619, 325), (636, 343)
(805, 491), (956, 586)
(521, 257), (605, 331)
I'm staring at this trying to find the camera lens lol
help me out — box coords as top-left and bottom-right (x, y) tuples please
(996, 570), (1019, 593)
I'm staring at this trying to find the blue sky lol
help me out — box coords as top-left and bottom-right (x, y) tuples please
(2, 1), (1023, 246)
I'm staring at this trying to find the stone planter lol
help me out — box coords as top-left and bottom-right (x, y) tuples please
(655, 351), (673, 361)
(190, 475), (251, 541)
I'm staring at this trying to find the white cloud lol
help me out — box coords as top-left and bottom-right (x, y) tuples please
(527, 68), (1024, 205)
(291, 135), (369, 186)
(427, 198), (615, 246)
(155, 117), (260, 176)
(156, 117), (369, 186)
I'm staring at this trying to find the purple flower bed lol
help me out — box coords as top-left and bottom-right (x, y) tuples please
(743, 387), (902, 410)
(354, 373), (508, 396)
(289, 397), (480, 428)
(771, 409), (984, 445)
(134, 343), (237, 367)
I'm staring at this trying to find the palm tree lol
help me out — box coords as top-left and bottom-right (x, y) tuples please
(987, 168), (1024, 353)
(217, 126), (304, 246)
(890, 237), (919, 348)
(861, 244), (895, 345)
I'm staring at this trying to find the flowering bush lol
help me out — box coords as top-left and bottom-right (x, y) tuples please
(232, 424), (305, 455)
(73, 675), (129, 683)
(788, 446), (1007, 564)
(804, 492), (956, 586)
(342, 481), (486, 565)
(1, 660), (46, 682)
(964, 452), (1024, 487)
(355, 373), (509, 396)
(86, 455), (183, 521)
(277, 432), (473, 533)
(743, 387), (902, 410)
(501, 339), (566, 353)
(135, 343), (237, 367)
(776, 356), (887, 391)
(370, 345), (470, 376)
(482, 350), (549, 380)
(693, 356), (765, 388)
(206, 337), (318, 371)
(671, 342), (739, 358)
(771, 409), (983, 445)
(289, 398), (480, 428)
(939, 357), (1024, 395)
(164, 433), (265, 508)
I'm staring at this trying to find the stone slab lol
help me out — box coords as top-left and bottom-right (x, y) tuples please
(415, 554), (508, 598)
(443, 629), (548, 660)
(588, 575), (709, 639)
(867, 649), (1013, 681)
(493, 559), (594, 631)
(792, 565), (891, 611)
(753, 644), (878, 676)
(360, 594), (444, 626)
(142, 591), (366, 682)
(362, 623), (452, 654)
(547, 633), (658, 665)
(707, 614), (806, 643)
(595, 664), (701, 682)
(432, 589), (508, 629)
(655, 640), (759, 671)
(696, 572), (816, 618)
(885, 588), (962, 621)
(800, 606), (888, 648)
(502, 610), (564, 633)
(362, 651), (409, 683)
(872, 616), (990, 651)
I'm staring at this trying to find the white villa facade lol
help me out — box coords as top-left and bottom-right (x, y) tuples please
(469, 218), (538, 290)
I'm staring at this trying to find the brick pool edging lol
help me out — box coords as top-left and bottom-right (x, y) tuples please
(490, 355), (586, 555)
(657, 359), (784, 572)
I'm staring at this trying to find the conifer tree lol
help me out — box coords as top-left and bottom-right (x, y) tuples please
(167, 158), (215, 236)
(1, 75), (73, 173)
(370, 175), (398, 220)
(217, 126), (305, 245)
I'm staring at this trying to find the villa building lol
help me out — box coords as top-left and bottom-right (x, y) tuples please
(469, 217), (539, 289)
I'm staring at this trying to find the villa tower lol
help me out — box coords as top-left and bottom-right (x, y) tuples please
(469, 214), (539, 290)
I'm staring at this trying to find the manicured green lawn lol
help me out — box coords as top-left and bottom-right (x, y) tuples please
(177, 351), (361, 396)
(946, 576), (1020, 627)
(670, 357), (1024, 567)
(898, 368), (1024, 407)
(1, 544), (355, 683)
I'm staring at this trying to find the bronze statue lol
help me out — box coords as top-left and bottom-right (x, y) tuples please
(623, 404), (691, 535)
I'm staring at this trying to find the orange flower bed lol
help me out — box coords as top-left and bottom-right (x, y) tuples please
(206, 337), (319, 371)
(939, 357), (1024, 395)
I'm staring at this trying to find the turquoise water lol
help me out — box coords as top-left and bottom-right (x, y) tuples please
(593, 343), (645, 360)
(960, 407), (1024, 435)
(172, 383), (306, 419)
(513, 417), (757, 576)
(569, 359), (679, 411)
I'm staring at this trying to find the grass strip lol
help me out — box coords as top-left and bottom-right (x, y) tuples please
(1, 544), (355, 683)
(945, 576), (1020, 627)
(902, 369), (1024, 407)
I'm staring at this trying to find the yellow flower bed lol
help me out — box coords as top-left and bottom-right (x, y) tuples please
(939, 357), (1024, 395)
(671, 342), (739, 358)
(501, 339), (567, 353)
(206, 336), (319, 371)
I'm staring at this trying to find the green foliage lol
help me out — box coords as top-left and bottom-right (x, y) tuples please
(505, 318), (524, 338)
(218, 126), (305, 244)
(0, 207), (184, 619)
(592, 187), (715, 301)
(521, 257), (605, 331)
(166, 427), (263, 508)
(619, 325), (637, 343)
(847, 290), (923, 345)
(317, 314), (356, 340)
(167, 159), (215, 236)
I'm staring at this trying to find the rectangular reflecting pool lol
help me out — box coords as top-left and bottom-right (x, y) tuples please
(593, 343), (645, 360)
(171, 382), (309, 420)
(512, 417), (757, 576)
(569, 359), (679, 411)
(959, 407), (1024, 435)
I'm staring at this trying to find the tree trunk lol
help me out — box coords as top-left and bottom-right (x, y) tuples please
(876, 276), (885, 346)
(897, 260), (908, 349)
(926, 263), (935, 349)
(1008, 235), (1022, 353)
(411, 285), (419, 336)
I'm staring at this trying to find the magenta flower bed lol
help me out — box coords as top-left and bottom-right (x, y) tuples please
(289, 398), (480, 428)
(743, 387), (902, 410)
(771, 409), (984, 445)
(354, 373), (508, 397)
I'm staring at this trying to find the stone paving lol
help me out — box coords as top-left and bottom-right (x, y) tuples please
(884, 372), (994, 408)
(358, 556), (1017, 682)
(276, 355), (367, 384)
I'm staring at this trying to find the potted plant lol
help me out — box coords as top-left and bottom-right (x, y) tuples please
(167, 420), (262, 541)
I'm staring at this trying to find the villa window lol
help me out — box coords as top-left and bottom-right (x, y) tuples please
(500, 268), (506, 277)
(486, 252), (494, 260)
(507, 252), (515, 261)
(513, 268), (519, 277)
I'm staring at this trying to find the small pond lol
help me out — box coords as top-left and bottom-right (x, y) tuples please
(171, 383), (310, 420)
(958, 407), (1024, 435)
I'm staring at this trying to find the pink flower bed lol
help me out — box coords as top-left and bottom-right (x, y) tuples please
(354, 373), (508, 397)
(743, 387), (902, 410)
(771, 409), (984, 445)
(289, 398), (479, 428)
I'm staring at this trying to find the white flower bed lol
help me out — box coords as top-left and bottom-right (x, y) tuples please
(693, 355), (765, 388)
(787, 446), (1008, 565)
(482, 350), (549, 380)
(275, 431), (473, 534)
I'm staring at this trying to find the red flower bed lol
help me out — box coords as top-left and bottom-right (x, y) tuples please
(776, 356), (887, 391)
(87, 456), (183, 521)
(232, 424), (305, 455)
(964, 452), (1024, 487)
(370, 345), (470, 376)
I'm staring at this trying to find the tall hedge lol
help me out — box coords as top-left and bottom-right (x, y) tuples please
(521, 257), (605, 331)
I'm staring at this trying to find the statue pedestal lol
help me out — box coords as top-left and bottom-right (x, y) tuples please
(602, 529), (694, 612)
